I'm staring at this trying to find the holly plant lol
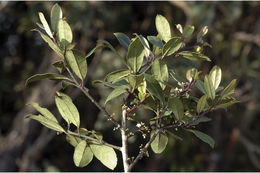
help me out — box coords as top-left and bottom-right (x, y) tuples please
(25, 4), (238, 172)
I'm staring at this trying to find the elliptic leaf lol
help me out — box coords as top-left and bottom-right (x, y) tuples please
(89, 144), (117, 170)
(85, 44), (105, 59)
(204, 75), (215, 100)
(183, 25), (194, 38)
(73, 140), (93, 167)
(25, 73), (70, 86)
(178, 51), (211, 62)
(104, 69), (130, 83)
(66, 134), (82, 147)
(168, 97), (184, 121)
(114, 32), (131, 50)
(209, 65), (222, 90)
(220, 79), (237, 98)
(151, 58), (168, 89)
(105, 86), (128, 104)
(155, 14), (171, 42)
(162, 37), (182, 57)
(195, 80), (206, 94)
(38, 12), (53, 38)
(190, 116), (212, 126)
(187, 129), (215, 148)
(147, 36), (163, 48)
(197, 95), (208, 113)
(50, 3), (62, 32)
(214, 96), (239, 110)
(57, 19), (73, 49)
(151, 130), (168, 154)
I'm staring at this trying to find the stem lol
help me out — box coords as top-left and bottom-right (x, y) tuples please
(66, 130), (121, 151)
(126, 98), (145, 115)
(121, 109), (129, 173)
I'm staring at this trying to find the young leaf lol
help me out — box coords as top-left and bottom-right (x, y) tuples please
(55, 92), (80, 128)
(209, 65), (222, 90)
(26, 114), (64, 132)
(195, 80), (206, 94)
(147, 36), (163, 49)
(85, 44), (105, 59)
(187, 129), (215, 148)
(65, 50), (87, 81)
(144, 74), (165, 104)
(104, 69), (130, 83)
(178, 51), (211, 62)
(57, 19), (73, 49)
(114, 32), (131, 50)
(89, 144), (117, 170)
(105, 85), (129, 104)
(33, 29), (63, 58)
(162, 37), (182, 57)
(38, 12), (53, 38)
(183, 25), (194, 38)
(52, 60), (65, 73)
(126, 38), (145, 73)
(151, 58), (168, 89)
(73, 140), (93, 167)
(168, 97), (184, 121)
(151, 130), (168, 154)
(197, 95), (208, 113)
(28, 102), (58, 123)
(155, 14), (171, 42)
(25, 73), (70, 86)
(50, 3), (62, 32)
(204, 75), (215, 100)
(214, 96), (239, 110)
(220, 79), (237, 98)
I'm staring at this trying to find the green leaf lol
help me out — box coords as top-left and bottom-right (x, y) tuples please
(73, 140), (93, 167)
(126, 38), (145, 73)
(147, 36), (163, 49)
(26, 114), (64, 132)
(168, 97), (184, 121)
(214, 96), (239, 110)
(187, 129), (215, 148)
(85, 44), (105, 59)
(66, 134), (82, 147)
(57, 19), (73, 49)
(151, 58), (168, 89)
(151, 130), (168, 154)
(144, 74), (165, 104)
(38, 12), (53, 38)
(50, 3), (62, 32)
(162, 37), (182, 57)
(55, 92), (80, 128)
(178, 51), (211, 62)
(65, 50), (87, 81)
(169, 70), (186, 85)
(204, 75), (215, 100)
(52, 60), (65, 73)
(114, 32), (131, 50)
(104, 69), (130, 83)
(25, 73), (70, 86)
(105, 86), (128, 104)
(28, 102), (58, 123)
(220, 79), (237, 98)
(155, 14), (171, 42)
(209, 65), (222, 90)
(92, 80), (127, 89)
(33, 29), (63, 58)
(183, 25), (194, 38)
(197, 95), (208, 113)
(89, 144), (117, 170)
(195, 80), (206, 94)
(134, 34), (150, 57)
(190, 116), (212, 126)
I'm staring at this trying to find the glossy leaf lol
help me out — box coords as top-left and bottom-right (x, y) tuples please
(105, 85), (128, 104)
(204, 75), (215, 100)
(220, 79), (237, 98)
(151, 130), (168, 154)
(195, 80), (206, 94)
(50, 3), (62, 32)
(33, 29), (63, 58)
(147, 36), (163, 48)
(55, 92), (80, 128)
(209, 65), (222, 90)
(168, 97), (184, 121)
(52, 60), (65, 73)
(155, 14), (171, 42)
(89, 143), (117, 170)
(25, 73), (70, 86)
(144, 74), (165, 104)
(151, 58), (168, 89)
(38, 12), (53, 38)
(65, 50), (87, 81)
(162, 37), (182, 57)
(28, 102), (58, 123)
(57, 19), (73, 49)
(73, 140), (93, 167)
(126, 38), (145, 73)
(183, 25), (194, 38)
(85, 44), (105, 59)
(178, 51), (211, 62)
(114, 32), (131, 50)
(26, 114), (64, 132)
(197, 95), (208, 113)
(104, 69), (130, 83)
(188, 129), (215, 148)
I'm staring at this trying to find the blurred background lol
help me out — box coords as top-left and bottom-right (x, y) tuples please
(0, 1), (259, 171)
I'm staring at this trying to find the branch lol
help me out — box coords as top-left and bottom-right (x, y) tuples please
(121, 109), (129, 173)
(126, 98), (146, 115)
(66, 130), (121, 151)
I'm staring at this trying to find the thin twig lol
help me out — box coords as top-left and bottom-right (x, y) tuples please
(126, 98), (146, 115)
(121, 109), (129, 173)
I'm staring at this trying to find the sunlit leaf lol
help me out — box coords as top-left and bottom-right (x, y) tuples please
(57, 19), (73, 49)
(105, 85), (129, 104)
(73, 140), (93, 167)
(151, 58), (168, 89)
(38, 12), (53, 38)
(209, 65), (222, 90)
(151, 130), (168, 154)
(214, 96), (239, 110)
(25, 73), (70, 86)
(183, 25), (194, 38)
(220, 79), (237, 98)
(50, 3), (62, 32)
(114, 32), (131, 50)
(204, 75), (215, 100)
(85, 44), (105, 59)
(104, 69), (130, 83)
(187, 129), (215, 148)
(168, 97), (184, 121)
(197, 95), (208, 113)
(178, 51), (211, 62)
(147, 36), (163, 49)
(155, 14), (171, 42)
(162, 37), (182, 57)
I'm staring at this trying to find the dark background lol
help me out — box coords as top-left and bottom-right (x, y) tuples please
(0, 1), (259, 171)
